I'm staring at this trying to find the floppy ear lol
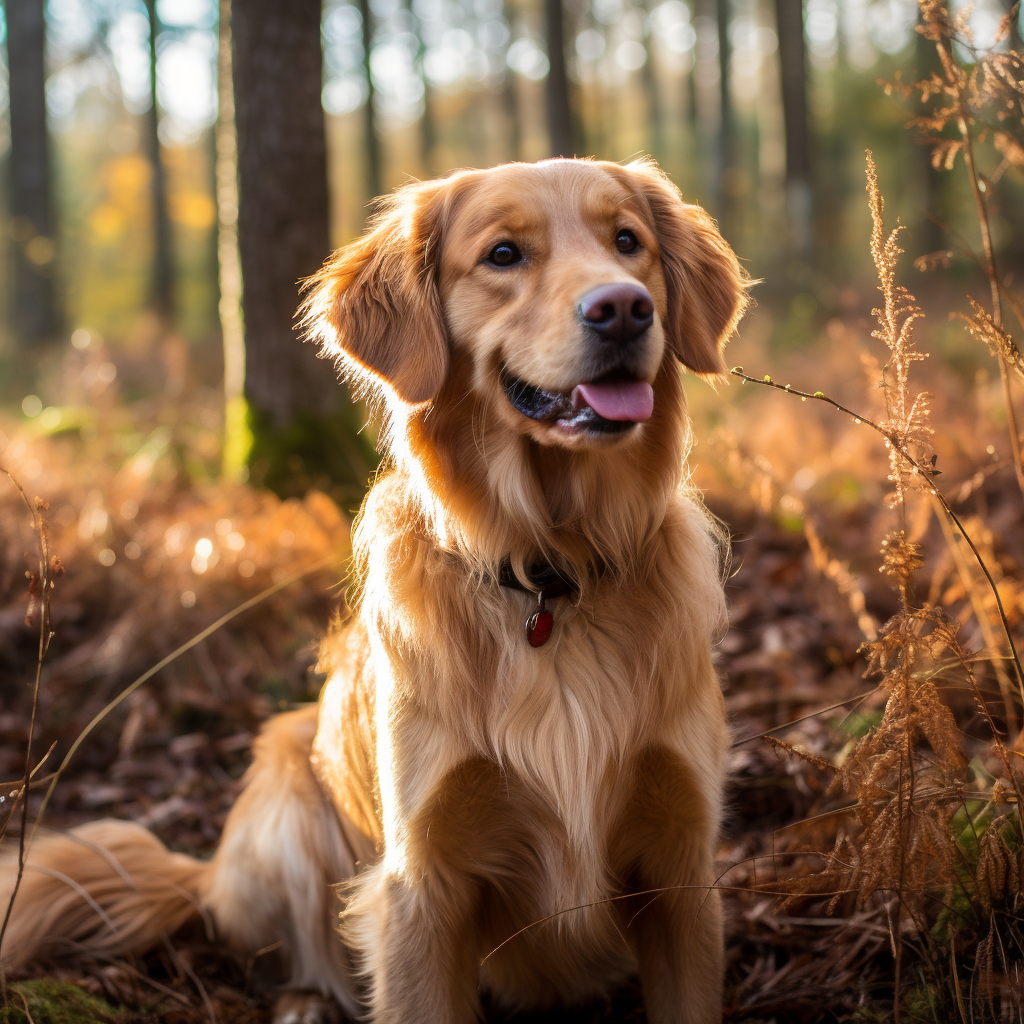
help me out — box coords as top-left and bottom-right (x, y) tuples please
(623, 159), (748, 377)
(302, 179), (452, 406)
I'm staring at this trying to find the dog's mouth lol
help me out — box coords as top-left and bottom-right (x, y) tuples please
(500, 368), (654, 434)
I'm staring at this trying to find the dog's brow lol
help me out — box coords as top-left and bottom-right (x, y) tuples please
(461, 204), (541, 239)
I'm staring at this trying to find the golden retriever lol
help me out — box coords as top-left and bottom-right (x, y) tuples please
(1, 157), (746, 1024)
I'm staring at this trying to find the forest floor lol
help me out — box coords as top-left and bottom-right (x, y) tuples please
(1, 323), (1022, 1023)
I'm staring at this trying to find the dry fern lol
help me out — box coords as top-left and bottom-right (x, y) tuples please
(865, 153), (934, 509)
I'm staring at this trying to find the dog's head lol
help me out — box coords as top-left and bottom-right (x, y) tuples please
(304, 159), (746, 558)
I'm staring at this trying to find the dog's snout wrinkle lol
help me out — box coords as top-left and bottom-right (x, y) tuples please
(577, 283), (655, 344)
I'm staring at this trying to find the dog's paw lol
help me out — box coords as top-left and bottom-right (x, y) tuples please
(273, 991), (345, 1024)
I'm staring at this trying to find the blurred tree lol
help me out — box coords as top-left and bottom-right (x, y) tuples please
(1004, 0), (1023, 51)
(217, 0), (245, 481)
(503, 68), (523, 162)
(716, 0), (735, 232)
(775, 0), (812, 257)
(358, 0), (384, 199)
(230, 0), (373, 501)
(406, 0), (437, 176)
(641, 2), (665, 165)
(7, 0), (59, 343)
(914, 15), (944, 256)
(544, 0), (573, 156)
(143, 0), (174, 323)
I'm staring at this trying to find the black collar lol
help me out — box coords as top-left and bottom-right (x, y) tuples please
(497, 559), (580, 600)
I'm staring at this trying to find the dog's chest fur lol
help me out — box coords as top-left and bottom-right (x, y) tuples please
(311, 473), (729, 1007)
(321, 487), (723, 855)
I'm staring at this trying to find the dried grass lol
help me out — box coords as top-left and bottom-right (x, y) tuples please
(723, 140), (1024, 1021)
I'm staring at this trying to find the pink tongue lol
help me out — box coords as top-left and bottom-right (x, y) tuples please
(575, 380), (654, 422)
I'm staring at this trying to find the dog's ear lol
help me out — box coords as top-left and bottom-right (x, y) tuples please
(622, 159), (748, 378)
(303, 179), (454, 406)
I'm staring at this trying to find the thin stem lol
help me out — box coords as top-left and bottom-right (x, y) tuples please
(0, 468), (51, 985)
(730, 370), (1024, 707)
(933, 494), (1019, 738)
(957, 116), (1024, 496)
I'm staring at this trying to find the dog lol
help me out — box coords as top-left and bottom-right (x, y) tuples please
(1, 157), (746, 1024)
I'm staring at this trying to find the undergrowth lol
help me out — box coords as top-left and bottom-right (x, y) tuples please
(1, 2), (1023, 1021)
(723, 4), (1024, 1016)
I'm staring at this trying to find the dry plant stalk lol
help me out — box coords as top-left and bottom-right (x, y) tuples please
(865, 155), (933, 509)
(733, 153), (1024, 1019)
(0, 466), (59, 1001)
(898, 0), (1024, 496)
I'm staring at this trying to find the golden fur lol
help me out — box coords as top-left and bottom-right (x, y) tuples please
(1, 158), (747, 1024)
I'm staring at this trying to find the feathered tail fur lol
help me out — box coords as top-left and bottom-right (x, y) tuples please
(0, 819), (209, 968)
(0, 706), (363, 1017)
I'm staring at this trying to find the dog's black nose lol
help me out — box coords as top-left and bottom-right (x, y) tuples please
(578, 283), (655, 343)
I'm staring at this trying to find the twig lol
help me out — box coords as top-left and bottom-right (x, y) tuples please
(479, 882), (861, 964)
(729, 370), (1024, 706)
(17, 987), (36, 1024)
(732, 690), (879, 746)
(0, 466), (54, 996)
(160, 934), (216, 1024)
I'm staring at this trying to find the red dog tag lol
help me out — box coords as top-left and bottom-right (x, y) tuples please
(526, 593), (553, 647)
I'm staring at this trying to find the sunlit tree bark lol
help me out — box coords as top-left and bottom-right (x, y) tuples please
(217, 0), (245, 481)
(7, 0), (58, 343)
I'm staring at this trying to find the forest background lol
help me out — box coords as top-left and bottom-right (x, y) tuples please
(2, 0), (1024, 1020)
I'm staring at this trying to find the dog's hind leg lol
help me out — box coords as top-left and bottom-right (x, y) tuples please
(205, 706), (366, 1021)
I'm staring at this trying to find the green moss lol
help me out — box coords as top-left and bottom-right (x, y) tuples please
(245, 402), (379, 509)
(0, 980), (123, 1024)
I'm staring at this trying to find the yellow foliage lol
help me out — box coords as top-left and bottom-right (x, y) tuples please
(88, 205), (125, 242)
(169, 192), (216, 229)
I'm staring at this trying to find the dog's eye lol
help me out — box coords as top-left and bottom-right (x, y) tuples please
(486, 242), (523, 267)
(615, 230), (640, 254)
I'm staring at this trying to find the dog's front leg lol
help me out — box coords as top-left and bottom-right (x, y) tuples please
(614, 745), (725, 1024)
(632, 866), (723, 1024)
(349, 863), (481, 1024)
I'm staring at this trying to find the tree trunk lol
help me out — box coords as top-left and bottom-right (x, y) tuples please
(1004, 0), (1023, 51)
(7, 0), (58, 343)
(357, 0), (384, 201)
(544, 0), (573, 157)
(406, 0), (435, 177)
(913, 14), (943, 255)
(641, 5), (664, 165)
(144, 0), (174, 323)
(231, 0), (373, 500)
(502, 68), (523, 162)
(217, 0), (246, 481)
(774, 0), (812, 256)
(716, 0), (735, 231)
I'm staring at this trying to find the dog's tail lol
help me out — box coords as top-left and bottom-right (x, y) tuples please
(0, 818), (210, 969)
